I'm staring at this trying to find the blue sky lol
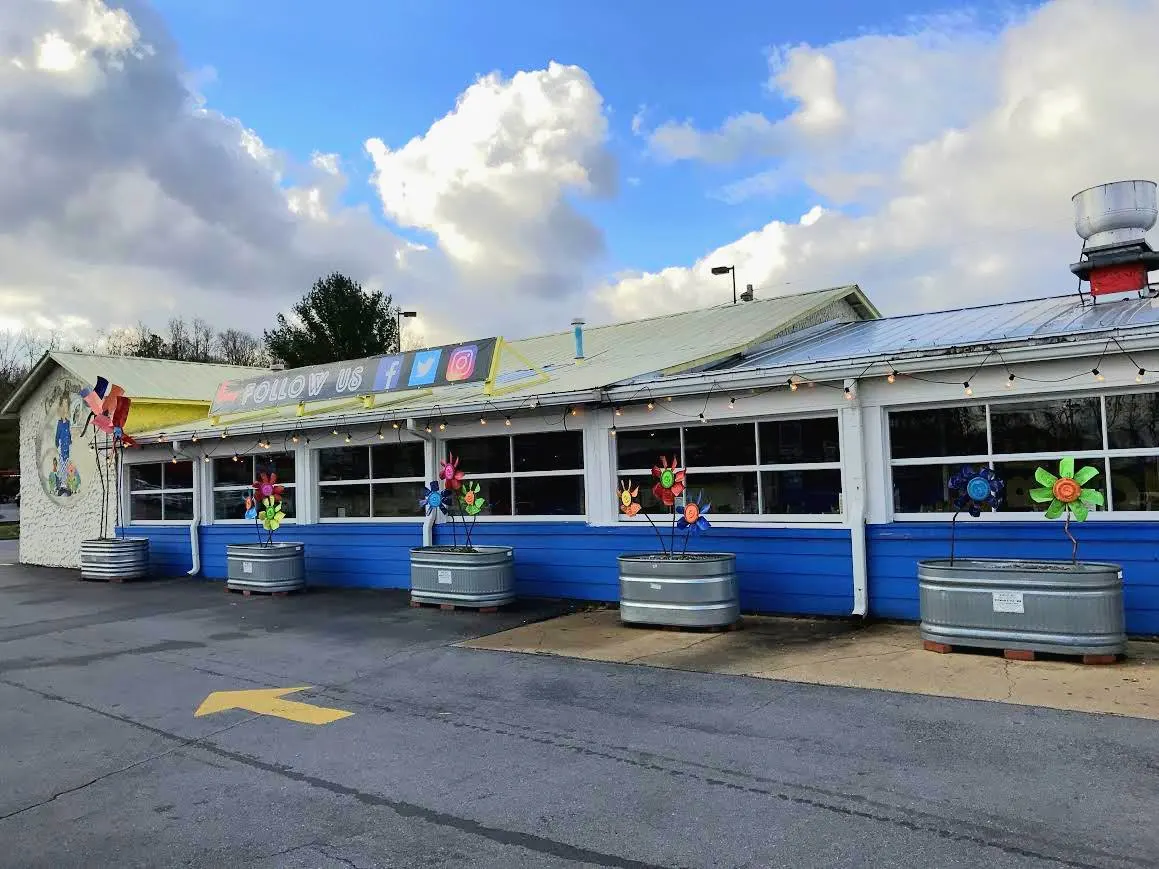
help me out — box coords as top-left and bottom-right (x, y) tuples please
(149, 0), (1013, 276)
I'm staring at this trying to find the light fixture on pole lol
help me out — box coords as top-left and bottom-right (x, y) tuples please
(396, 309), (417, 352)
(710, 265), (737, 304)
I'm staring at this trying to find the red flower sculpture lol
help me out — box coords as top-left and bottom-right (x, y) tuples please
(253, 472), (284, 501)
(439, 454), (465, 491)
(651, 455), (686, 507)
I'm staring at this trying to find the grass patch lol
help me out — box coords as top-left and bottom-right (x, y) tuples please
(0, 523), (18, 540)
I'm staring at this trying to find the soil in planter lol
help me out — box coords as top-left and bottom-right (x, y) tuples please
(627, 553), (729, 562)
(419, 545), (488, 554)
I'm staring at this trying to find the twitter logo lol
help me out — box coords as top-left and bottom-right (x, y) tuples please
(408, 350), (442, 386)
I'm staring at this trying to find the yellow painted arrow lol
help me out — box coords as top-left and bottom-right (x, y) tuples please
(195, 686), (353, 725)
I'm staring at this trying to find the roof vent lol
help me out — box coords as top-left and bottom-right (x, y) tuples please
(270, 360), (285, 372)
(740, 284), (755, 302)
(571, 319), (585, 360)
(1070, 180), (1159, 297)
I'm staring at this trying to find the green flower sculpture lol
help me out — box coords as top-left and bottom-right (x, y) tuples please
(1029, 457), (1104, 521)
(459, 481), (485, 517)
(260, 496), (285, 533)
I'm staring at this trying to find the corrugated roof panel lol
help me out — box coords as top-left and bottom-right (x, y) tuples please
(50, 352), (260, 402)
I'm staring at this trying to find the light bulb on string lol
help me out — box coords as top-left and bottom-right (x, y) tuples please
(963, 381), (973, 397)
(331, 427), (339, 436)
(843, 386), (853, 401)
(504, 416), (512, 426)
(439, 420), (447, 431)
(291, 433), (300, 445)
(392, 421), (400, 430)
(698, 412), (707, 423)
(479, 416), (487, 426)
(728, 396), (735, 408)
(191, 434), (198, 443)
(609, 425), (617, 438)
(344, 433), (352, 443)
(377, 428), (385, 440)
(788, 378), (798, 392)
(1006, 374), (1016, 389)
(887, 369), (897, 384)
(203, 456), (211, 464)
(614, 407), (622, 416)
(1093, 367), (1104, 382)
(425, 422), (433, 434)
(1138, 368), (1147, 383)
(646, 400), (654, 411)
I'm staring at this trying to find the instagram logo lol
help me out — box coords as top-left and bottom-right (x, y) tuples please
(445, 345), (478, 382)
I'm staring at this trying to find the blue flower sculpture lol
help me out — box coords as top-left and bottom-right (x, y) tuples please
(676, 491), (712, 533)
(948, 465), (1004, 517)
(420, 482), (450, 515)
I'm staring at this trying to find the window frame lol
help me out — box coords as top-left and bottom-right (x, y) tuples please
(126, 459), (196, 525)
(887, 388), (1159, 520)
(211, 451), (298, 524)
(315, 442), (427, 523)
(440, 430), (587, 521)
(614, 414), (845, 523)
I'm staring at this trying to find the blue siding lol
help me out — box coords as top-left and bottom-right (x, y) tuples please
(116, 526), (194, 577)
(440, 523), (854, 615)
(868, 522), (1159, 635)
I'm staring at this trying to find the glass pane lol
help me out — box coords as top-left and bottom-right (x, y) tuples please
(760, 417), (840, 463)
(130, 493), (162, 521)
(277, 488), (296, 519)
(514, 475), (585, 516)
(990, 398), (1101, 455)
(319, 484), (370, 518)
(319, 447), (370, 482)
(129, 464), (163, 492)
(891, 464), (962, 513)
(993, 460), (1107, 513)
(616, 427), (680, 471)
(513, 431), (583, 472)
(761, 469), (842, 514)
(1110, 456), (1159, 511)
(257, 452), (296, 484)
(164, 460), (194, 490)
(889, 406), (987, 459)
(214, 489), (250, 520)
(163, 491), (194, 521)
(461, 477), (512, 515)
(371, 442), (424, 479)
(214, 456), (252, 487)
(684, 423), (755, 467)
(1106, 392), (1159, 449)
(445, 436), (510, 474)
(687, 471), (758, 515)
(371, 481), (426, 517)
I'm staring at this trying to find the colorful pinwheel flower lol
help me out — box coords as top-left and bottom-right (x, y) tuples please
(439, 455), (465, 491)
(259, 497), (285, 532)
(617, 480), (641, 517)
(253, 472), (284, 501)
(677, 492), (712, 533)
(243, 494), (257, 520)
(651, 456), (686, 507)
(948, 465), (1004, 517)
(420, 482), (450, 515)
(459, 481), (485, 517)
(1030, 457), (1104, 521)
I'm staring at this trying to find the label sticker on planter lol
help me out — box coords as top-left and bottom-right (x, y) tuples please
(992, 591), (1024, 613)
(437, 570), (452, 584)
(242, 562), (253, 574)
(650, 583), (662, 590)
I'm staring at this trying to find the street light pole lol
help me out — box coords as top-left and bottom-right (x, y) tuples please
(710, 265), (737, 304)
(396, 310), (417, 353)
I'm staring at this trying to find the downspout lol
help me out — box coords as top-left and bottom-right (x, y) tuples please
(187, 447), (201, 577)
(407, 419), (437, 547)
(843, 381), (869, 617)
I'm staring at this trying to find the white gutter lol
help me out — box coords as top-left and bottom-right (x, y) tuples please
(407, 418), (438, 548)
(186, 492), (201, 577)
(842, 381), (868, 617)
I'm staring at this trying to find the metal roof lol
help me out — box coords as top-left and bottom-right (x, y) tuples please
(130, 285), (875, 438)
(717, 293), (1159, 373)
(1, 351), (261, 416)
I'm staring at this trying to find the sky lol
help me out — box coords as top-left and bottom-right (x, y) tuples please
(2, 0), (1157, 351)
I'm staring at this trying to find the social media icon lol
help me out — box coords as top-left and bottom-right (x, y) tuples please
(374, 356), (404, 391)
(445, 345), (478, 382)
(408, 349), (442, 386)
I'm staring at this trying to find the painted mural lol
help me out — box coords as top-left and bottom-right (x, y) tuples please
(35, 378), (88, 503)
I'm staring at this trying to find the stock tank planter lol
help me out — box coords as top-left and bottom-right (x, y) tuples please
(80, 537), (149, 581)
(618, 553), (739, 628)
(226, 543), (305, 593)
(918, 559), (1126, 657)
(410, 545), (515, 608)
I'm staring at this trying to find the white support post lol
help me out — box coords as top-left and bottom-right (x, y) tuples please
(839, 402), (869, 617)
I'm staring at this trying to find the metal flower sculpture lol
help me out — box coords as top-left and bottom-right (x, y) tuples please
(260, 497), (285, 533)
(78, 376), (138, 539)
(439, 454), (465, 491)
(948, 466), (1004, 518)
(253, 472), (284, 502)
(246, 468), (287, 544)
(420, 482), (450, 515)
(243, 494), (257, 520)
(1030, 457), (1104, 563)
(617, 480), (641, 517)
(459, 481), (485, 517)
(677, 492), (712, 533)
(651, 455), (686, 507)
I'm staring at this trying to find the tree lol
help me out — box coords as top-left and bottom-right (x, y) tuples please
(217, 328), (266, 367)
(263, 272), (400, 368)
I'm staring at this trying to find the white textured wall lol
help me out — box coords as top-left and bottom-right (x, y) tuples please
(19, 367), (116, 568)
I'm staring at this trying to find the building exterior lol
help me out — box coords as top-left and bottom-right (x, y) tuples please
(0, 352), (259, 567)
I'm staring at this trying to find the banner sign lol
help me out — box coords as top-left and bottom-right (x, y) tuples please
(209, 337), (500, 416)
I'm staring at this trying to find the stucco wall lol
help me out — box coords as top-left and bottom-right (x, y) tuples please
(19, 367), (116, 568)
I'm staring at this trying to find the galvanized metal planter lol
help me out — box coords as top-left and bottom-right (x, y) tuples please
(619, 553), (739, 628)
(80, 537), (150, 582)
(226, 543), (306, 593)
(410, 545), (515, 608)
(918, 559), (1126, 656)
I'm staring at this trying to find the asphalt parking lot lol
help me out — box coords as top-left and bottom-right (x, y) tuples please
(1, 564), (1157, 869)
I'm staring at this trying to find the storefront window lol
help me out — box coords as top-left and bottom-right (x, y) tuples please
(213, 453), (296, 521)
(317, 442), (425, 519)
(445, 431), (585, 516)
(129, 460), (195, 522)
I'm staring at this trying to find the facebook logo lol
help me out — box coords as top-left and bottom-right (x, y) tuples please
(374, 356), (404, 391)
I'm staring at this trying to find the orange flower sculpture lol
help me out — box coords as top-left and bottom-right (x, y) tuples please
(617, 480), (641, 516)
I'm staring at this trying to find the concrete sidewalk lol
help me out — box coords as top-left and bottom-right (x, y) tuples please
(462, 609), (1159, 720)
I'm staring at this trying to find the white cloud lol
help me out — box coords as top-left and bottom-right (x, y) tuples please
(600, 0), (1159, 323)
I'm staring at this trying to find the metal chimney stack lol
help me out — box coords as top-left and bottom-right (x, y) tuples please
(571, 319), (585, 360)
(1070, 180), (1159, 297)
